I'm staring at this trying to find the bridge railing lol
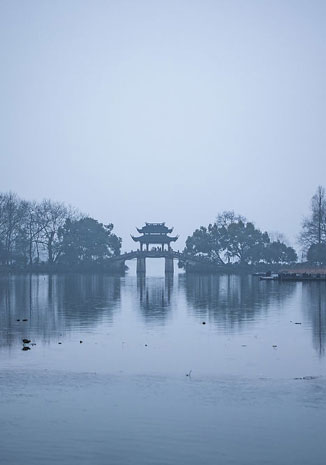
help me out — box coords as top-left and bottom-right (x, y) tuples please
(109, 250), (222, 267)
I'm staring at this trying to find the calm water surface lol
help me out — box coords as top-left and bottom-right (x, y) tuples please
(1, 271), (326, 464)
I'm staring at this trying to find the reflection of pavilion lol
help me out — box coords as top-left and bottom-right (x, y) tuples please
(137, 275), (174, 321)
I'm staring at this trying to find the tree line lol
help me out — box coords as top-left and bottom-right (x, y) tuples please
(0, 192), (121, 270)
(183, 185), (326, 268)
(1, 186), (326, 272)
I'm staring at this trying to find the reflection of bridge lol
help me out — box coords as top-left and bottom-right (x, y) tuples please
(108, 250), (218, 275)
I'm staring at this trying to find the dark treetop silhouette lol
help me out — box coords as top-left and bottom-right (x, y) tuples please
(182, 211), (297, 269)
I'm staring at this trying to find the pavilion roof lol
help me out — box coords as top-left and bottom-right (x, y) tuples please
(136, 222), (173, 234)
(131, 234), (178, 244)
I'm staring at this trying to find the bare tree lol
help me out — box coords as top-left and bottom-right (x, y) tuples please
(38, 200), (79, 264)
(269, 231), (289, 245)
(23, 201), (46, 265)
(0, 193), (27, 265)
(300, 186), (326, 252)
(215, 210), (246, 228)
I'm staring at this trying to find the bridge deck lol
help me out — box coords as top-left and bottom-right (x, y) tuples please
(108, 250), (222, 267)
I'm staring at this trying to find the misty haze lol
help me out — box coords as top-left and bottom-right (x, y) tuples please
(1, 1), (326, 465)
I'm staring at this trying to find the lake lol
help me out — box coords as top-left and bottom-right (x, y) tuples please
(1, 271), (326, 464)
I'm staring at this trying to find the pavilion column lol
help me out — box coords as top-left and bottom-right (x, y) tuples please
(165, 257), (174, 274)
(137, 256), (146, 274)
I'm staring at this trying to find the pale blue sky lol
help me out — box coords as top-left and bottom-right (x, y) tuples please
(0, 0), (325, 250)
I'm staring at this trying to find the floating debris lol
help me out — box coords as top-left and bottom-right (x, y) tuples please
(295, 322), (302, 325)
(241, 344), (247, 347)
(272, 345), (278, 348)
(31, 343), (36, 346)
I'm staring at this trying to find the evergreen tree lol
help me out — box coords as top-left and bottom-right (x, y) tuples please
(184, 211), (297, 266)
(58, 217), (121, 267)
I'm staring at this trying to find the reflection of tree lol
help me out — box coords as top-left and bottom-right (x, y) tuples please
(137, 276), (173, 323)
(301, 283), (326, 357)
(0, 274), (121, 348)
(58, 274), (121, 325)
(182, 274), (296, 330)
